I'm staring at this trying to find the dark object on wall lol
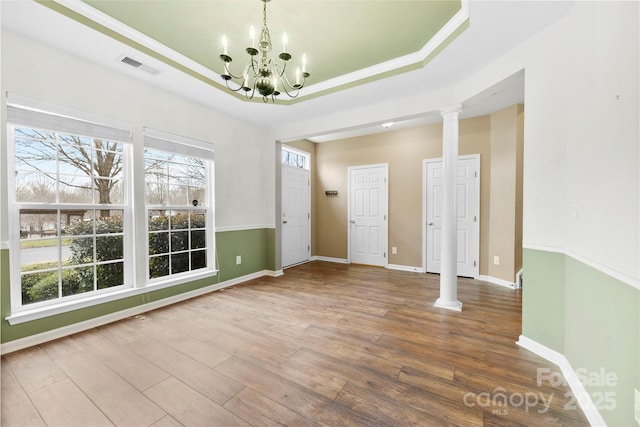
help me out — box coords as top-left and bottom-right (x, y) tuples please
(325, 191), (338, 197)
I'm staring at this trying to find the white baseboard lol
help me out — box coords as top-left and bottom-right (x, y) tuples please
(1, 269), (274, 355)
(310, 256), (348, 264)
(387, 264), (424, 273)
(434, 298), (463, 312)
(283, 259), (312, 270)
(266, 269), (284, 277)
(516, 335), (607, 427)
(478, 275), (515, 289)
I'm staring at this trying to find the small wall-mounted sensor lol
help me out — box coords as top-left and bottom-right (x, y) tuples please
(325, 190), (338, 197)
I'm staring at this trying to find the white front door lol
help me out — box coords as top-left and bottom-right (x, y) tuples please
(425, 156), (479, 278)
(282, 165), (310, 268)
(349, 164), (388, 267)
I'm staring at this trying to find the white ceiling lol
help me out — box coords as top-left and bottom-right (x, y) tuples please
(1, 1), (573, 141)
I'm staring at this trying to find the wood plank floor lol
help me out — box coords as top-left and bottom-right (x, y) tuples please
(2, 262), (589, 426)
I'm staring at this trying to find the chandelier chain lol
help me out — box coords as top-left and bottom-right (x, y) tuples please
(263, 1), (267, 28)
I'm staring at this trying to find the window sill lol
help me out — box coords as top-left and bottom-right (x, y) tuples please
(6, 269), (218, 326)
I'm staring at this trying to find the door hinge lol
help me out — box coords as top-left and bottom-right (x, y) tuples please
(384, 215), (387, 220)
(474, 260), (477, 267)
(308, 213), (310, 219)
(384, 252), (386, 258)
(474, 215), (477, 222)
(308, 245), (310, 251)
(474, 171), (478, 178)
(384, 177), (387, 183)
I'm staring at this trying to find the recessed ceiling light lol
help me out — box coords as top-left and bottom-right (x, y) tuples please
(381, 122), (394, 128)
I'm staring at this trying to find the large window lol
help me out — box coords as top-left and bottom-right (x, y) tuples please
(7, 97), (215, 318)
(8, 98), (132, 311)
(144, 128), (214, 281)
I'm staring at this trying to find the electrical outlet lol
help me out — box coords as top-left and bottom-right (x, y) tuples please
(236, 255), (242, 265)
(493, 256), (500, 265)
(391, 247), (398, 255)
(634, 388), (640, 425)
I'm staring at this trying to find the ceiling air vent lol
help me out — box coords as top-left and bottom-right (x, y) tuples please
(118, 55), (161, 75)
(121, 56), (143, 68)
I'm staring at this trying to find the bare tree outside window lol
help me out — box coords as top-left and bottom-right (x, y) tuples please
(15, 128), (123, 218)
(11, 122), (213, 309)
(14, 127), (127, 305)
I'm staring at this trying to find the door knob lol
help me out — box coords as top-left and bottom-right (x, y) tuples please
(350, 220), (355, 224)
(428, 222), (434, 226)
(283, 220), (288, 224)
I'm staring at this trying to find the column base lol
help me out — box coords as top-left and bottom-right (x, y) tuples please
(434, 298), (463, 312)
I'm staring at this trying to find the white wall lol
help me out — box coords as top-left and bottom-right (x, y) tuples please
(0, 30), (270, 242)
(562, 2), (639, 283)
(522, 1), (639, 285)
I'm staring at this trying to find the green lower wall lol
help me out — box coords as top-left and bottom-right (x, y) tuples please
(0, 227), (276, 345)
(522, 249), (565, 352)
(215, 228), (276, 281)
(523, 248), (639, 426)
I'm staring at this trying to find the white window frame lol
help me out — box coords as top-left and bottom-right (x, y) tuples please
(6, 95), (134, 318)
(4, 96), (217, 325)
(143, 127), (216, 286)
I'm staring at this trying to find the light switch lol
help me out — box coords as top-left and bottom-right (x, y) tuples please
(570, 200), (578, 219)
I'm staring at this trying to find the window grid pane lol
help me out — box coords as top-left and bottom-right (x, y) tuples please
(147, 207), (208, 279)
(282, 149), (307, 170)
(11, 120), (214, 312)
(14, 124), (127, 307)
(145, 147), (210, 281)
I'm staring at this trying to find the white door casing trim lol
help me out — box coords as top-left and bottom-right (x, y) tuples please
(422, 154), (480, 278)
(281, 145), (311, 269)
(347, 163), (389, 267)
(281, 165), (311, 267)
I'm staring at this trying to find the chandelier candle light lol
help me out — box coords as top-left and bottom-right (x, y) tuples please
(219, 0), (310, 102)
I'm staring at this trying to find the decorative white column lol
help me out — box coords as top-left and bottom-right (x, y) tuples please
(435, 105), (463, 311)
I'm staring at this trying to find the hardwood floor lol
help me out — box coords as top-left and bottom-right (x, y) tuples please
(2, 261), (589, 426)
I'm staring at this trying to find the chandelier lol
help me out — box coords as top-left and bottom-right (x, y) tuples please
(219, 0), (310, 103)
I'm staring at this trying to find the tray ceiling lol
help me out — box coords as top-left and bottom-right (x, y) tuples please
(41, 0), (466, 103)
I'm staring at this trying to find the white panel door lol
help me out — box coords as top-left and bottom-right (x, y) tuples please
(425, 156), (478, 277)
(349, 164), (388, 266)
(282, 165), (310, 268)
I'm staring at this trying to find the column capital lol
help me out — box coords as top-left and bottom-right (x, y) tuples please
(440, 104), (463, 117)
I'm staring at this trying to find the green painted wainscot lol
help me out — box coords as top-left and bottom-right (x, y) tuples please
(1, 227), (276, 346)
(522, 248), (639, 426)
